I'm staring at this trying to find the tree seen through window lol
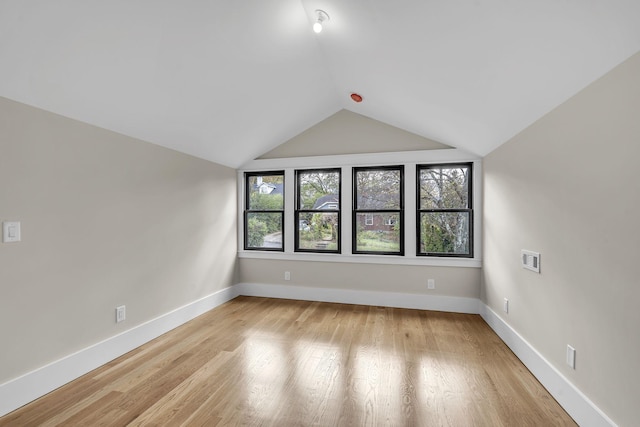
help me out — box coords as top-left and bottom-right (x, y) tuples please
(353, 166), (404, 255)
(417, 164), (472, 256)
(245, 172), (284, 250)
(295, 169), (341, 252)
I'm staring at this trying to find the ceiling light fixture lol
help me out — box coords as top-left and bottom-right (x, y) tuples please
(313, 9), (330, 34)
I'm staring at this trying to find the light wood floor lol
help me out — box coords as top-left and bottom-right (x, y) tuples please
(1, 297), (576, 426)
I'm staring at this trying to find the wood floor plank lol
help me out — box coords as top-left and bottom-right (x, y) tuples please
(0, 297), (577, 426)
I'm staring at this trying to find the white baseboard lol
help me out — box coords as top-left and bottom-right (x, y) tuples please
(235, 282), (480, 314)
(1, 284), (615, 427)
(0, 286), (239, 418)
(237, 284), (616, 425)
(479, 304), (616, 427)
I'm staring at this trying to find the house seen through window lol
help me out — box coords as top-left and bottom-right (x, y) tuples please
(353, 166), (404, 255)
(295, 169), (341, 253)
(242, 162), (474, 259)
(244, 171), (284, 251)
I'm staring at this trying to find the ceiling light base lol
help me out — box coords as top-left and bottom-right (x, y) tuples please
(313, 9), (330, 33)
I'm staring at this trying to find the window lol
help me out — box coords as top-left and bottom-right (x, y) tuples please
(244, 171), (284, 251)
(241, 159), (478, 264)
(384, 216), (397, 226)
(295, 169), (341, 253)
(364, 214), (374, 226)
(417, 163), (472, 257)
(353, 166), (404, 255)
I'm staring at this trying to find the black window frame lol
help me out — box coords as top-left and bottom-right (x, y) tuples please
(416, 162), (473, 258)
(352, 165), (405, 256)
(294, 168), (342, 253)
(244, 170), (285, 252)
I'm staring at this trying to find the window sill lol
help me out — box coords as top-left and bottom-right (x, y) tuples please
(238, 250), (481, 268)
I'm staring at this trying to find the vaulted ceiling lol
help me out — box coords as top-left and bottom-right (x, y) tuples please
(1, 1), (639, 168)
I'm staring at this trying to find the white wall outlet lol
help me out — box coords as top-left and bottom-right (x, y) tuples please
(503, 298), (509, 313)
(2, 221), (21, 243)
(567, 345), (576, 369)
(284, 271), (291, 281)
(521, 249), (540, 273)
(116, 305), (126, 323)
(427, 279), (435, 289)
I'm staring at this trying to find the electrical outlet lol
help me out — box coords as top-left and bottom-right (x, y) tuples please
(503, 298), (509, 313)
(427, 279), (435, 289)
(116, 305), (126, 323)
(284, 271), (291, 281)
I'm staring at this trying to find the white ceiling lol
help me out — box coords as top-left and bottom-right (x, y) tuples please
(1, 1), (639, 168)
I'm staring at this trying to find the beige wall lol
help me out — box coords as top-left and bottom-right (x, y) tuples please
(482, 52), (640, 426)
(0, 97), (237, 384)
(239, 259), (480, 299)
(258, 109), (451, 159)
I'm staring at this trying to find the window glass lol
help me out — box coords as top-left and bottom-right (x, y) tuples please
(355, 169), (401, 210)
(419, 212), (471, 255)
(245, 172), (284, 250)
(295, 169), (341, 253)
(417, 164), (472, 257)
(353, 166), (404, 255)
(419, 166), (469, 210)
(247, 174), (284, 210)
(243, 162), (475, 260)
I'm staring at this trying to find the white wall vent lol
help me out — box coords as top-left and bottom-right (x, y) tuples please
(521, 250), (540, 273)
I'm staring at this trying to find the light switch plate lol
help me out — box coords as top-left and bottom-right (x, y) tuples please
(3, 221), (21, 243)
(116, 305), (126, 323)
(567, 345), (576, 369)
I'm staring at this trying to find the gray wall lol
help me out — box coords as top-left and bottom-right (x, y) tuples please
(239, 259), (480, 299)
(0, 97), (237, 384)
(482, 52), (640, 426)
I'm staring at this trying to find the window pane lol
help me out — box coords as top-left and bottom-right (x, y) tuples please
(355, 169), (401, 209)
(297, 212), (339, 251)
(419, 212), (470, 255)
(365, 213), (373, 226)
(355, 213), (401, 253)
(246, 212), (283, 249)
(248, 174), (284, 210)
(419, 166), (469, 209)
(298, 171), (340, 210)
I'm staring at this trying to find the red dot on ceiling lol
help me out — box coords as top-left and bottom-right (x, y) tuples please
(350, 93), (363, 103)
